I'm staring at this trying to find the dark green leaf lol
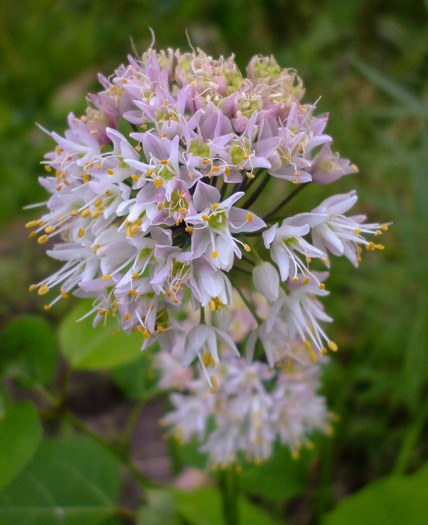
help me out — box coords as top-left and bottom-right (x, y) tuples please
(0, 435), (121, 525)
(137, 489), (178, 525)
(0, 315), (57, 385)
(112, 347), (158, 400)
(0, 402), (42, 491)
(323, 463), (428, 525)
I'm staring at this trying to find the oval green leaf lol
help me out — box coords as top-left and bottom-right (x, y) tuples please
(0, 402), (42, 490)
(59, 301), (147, 370)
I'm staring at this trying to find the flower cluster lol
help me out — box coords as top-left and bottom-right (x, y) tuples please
(29, 46), (387, 410)
(157, 328), (332, 467)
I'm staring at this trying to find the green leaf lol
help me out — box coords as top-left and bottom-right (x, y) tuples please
(58, 301), (147, 370)
(240, 443), (315, 502)
(0, 402), (42, 491)
(137, 489), (178, 525)
(323, 462), (428, 525)
(0, 315), (58, 385)
(173, 487), (280, 525)
(112, 346), (158, 400)
(0, 435), (121, 525)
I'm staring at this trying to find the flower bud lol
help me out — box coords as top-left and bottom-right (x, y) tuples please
(253, 262), (280, 303)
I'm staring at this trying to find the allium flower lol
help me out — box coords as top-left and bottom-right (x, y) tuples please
(28, 44), (388, 390)
(158, 345), (332, 466)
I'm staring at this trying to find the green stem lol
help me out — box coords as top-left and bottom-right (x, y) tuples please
(263, 182), (309, 222)
(34, 383), (156, 489)
(219, 468), (239, 525)
(229, 274), (262, 325)
(393, 397), (428, 475)
(241, 170), (271, 210)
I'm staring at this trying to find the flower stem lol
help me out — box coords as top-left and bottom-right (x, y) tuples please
(263, 182), (310, 221)
(219, 468), (239, 525)
(229, 274), (262, 325)
(241, 170), (271, 209)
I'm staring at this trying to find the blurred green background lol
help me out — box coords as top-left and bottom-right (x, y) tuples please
(0, 0), (428, 523)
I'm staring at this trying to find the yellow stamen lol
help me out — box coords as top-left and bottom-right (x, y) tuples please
(210, 376), (218, 394)
(70, 210), (79, 216)
(246, 213), (253, 223)
(302, 276), (309, 284)
(44, 225), (56, 234)
(154, 178), (164, 188)
(319, 283), (325, 289)
(38, 284), (49, 296)
(327, 341), (338, 352)
(38, 235), (48, 244)
(28, 231), (36, 239)
(102, 275), (111, 280)
(224, 166), (230, 176)
(125, 313), (131, 320)
(25, 221), (38, 228)
(29, 284), (37, 292)
(107, 169), (114, 175)
(77, 227), (85, 238)
(244, 244), (251, 252)
(92, 209), (102, 219)
(94, 198), (103, 207)
(129, 289), (138, 296)
(308, 350), (317, 363)
(81, 209), (90, 218)
(211, 251), (218, 259)
(376, 244), (385, 250)
(202, 214), (211, 221)
(131, 174), (139, 182)
(212, 203), (220, 210)
(132, 272), (139, 280)
(44, 305), (52, 310)
(61, 291), (69, 299)
(160, 159), (168, 165)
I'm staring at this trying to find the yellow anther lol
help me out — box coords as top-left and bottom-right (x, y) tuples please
(244, 244), (251, 252)
(185, 225), (193, 235)
(102, 275), (111, 280)
(154, 178), (164, 188)
(38, 235), (48, 244)
(83, 173), (90, 183)
(37, 220), (45, 226)
(376, 244), (385, 250)
(308, 350), (317, 363)
(25, 221), (38, 228)
(246, 213), (253, 223)
(292, 276), (299, 282)
(160, 159), (168, 165)
(143, 330), (151, 339)
(211, 251), (218, 259)
(209, 355), (216, 367)
(203, 158), (211, 165)
(70, 210), (79, 216)
(28, 231), (36, 239)
(44, 225), (56, 234)
(125, 313), (131, 320)
(327, 341), (338, 352)
(179, 207), (188, 216)
(29, 284), (37, 292)
(188, 171), (194, 180)
(246, 171), (255, 179)
(77, 228), (85, 238)
(369, 241), (376, 251)
(157, 325), (165, 333)
(92, 209), (102, 219)
(215, 298), (223, 311)
(212, 203), (220, 210)
(131, 224), (140, 234)
(353, 228), (361, 234)
(94, 198), (103, 207)
(112, 329), (120, 335)
(44, 165), (52, 172)
(302, 276), (309, 284)
(132, 272), (139, 280)
(81, 209), (90, 218)
(140, 124), (147, 129)
(291, 450), (300, 460)
(210, 376), (218, 394)
(212, 166), (220, 172)
(44, 305), (52, 311)
(61, 291), (69, 299)
(38, 284), (49, 296)
(320, 347), (327, 355)
(202, 214), (211, 221)
(381, 224), (388, 231)
(306, 256), (312, 263)
(304, 340), (312, 351)
(202, 352), (211, 366)
(176, 217), (182, 226)
(126, 228), (133, 237)
(209, 299), (216, 312)
(107, 169), (114, 175)
(56, 214), (66, 222)
(129, 289), (138, 296)
(131, 174), (139, 182)
(225, 166), (230, 176)
(157, 202), (163, 211)
(319, 283), (325, 289)
(322, 257), (328, 264)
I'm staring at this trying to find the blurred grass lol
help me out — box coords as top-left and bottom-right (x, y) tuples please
(0, 0), (427, 520)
